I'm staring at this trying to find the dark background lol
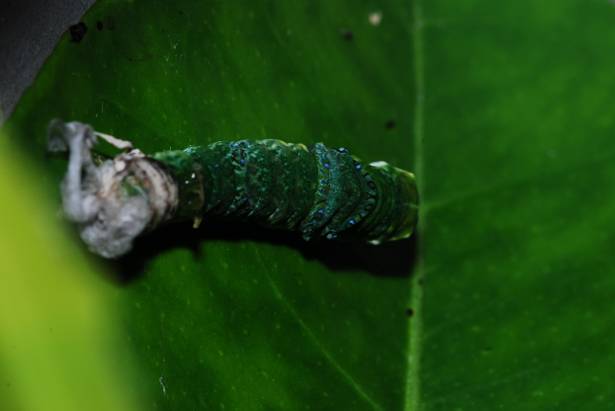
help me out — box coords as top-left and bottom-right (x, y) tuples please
(0, 0), (95, 121)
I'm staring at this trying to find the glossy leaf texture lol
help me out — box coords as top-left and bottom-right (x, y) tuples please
(5, 0), (615, 410)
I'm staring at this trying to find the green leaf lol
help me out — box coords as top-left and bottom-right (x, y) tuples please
(5, 0), (615, 410)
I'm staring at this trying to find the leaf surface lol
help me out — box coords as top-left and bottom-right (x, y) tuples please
(6, 0), (615, 410)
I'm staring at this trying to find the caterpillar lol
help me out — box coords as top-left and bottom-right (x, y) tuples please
(47, 120), (419, 258)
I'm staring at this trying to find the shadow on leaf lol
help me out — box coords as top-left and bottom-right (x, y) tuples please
(106, 219), (417, 284)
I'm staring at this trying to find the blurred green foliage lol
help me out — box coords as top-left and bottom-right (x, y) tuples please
(0, 132), (141, 411)
(3, 0), (615, 410)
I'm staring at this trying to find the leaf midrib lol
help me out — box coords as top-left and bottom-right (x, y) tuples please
(404, 0), (425, 410)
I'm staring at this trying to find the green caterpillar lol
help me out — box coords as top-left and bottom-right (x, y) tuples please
(48, 120), (418, 258)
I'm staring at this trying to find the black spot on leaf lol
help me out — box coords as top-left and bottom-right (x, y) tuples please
(340, 29), (354, 41)
(69, 22), (88, 43)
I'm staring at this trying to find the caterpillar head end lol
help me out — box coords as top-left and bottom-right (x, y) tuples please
(48, 120), (178, 258)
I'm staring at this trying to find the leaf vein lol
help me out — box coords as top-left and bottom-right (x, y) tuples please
(404, 1), (426, 410)
(250, 246), (384, 411)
